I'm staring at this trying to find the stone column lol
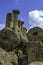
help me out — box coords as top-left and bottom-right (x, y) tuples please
(18, 20), (24, 31)
(23, 27), (27, 35)
(12, 10), (20, 31)
(21, 21), (24, 32)
(6, 13), (12, 28)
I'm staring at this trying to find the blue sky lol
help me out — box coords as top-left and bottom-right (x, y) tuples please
(0, 0), (43, 30)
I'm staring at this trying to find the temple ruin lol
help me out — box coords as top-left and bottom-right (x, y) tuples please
(6, 9), (28, 42)
(1, 9), (43, 65)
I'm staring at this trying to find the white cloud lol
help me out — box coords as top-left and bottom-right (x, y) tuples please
(28, 10), (43, 29)
(0, 24), (5, 30)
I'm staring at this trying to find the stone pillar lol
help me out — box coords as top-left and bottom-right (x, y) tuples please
(18, 20), (21, 29)
(12, 10), (20, 31)
(23, 27), (27, 34)
(18, 20), (24, 31)
(21, 21), (24, 32)
(22, 27), (27, 36)
(6, 13), (12, 28)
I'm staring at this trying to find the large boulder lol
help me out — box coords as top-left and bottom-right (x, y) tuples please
(0, 28), (20, 51)
(27, 27), (43, 41)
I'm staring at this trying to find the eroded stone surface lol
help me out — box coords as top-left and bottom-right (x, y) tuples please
(0, 48), (18, 65)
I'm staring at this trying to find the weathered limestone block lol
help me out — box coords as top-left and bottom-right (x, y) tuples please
(0, 48), (18, 65)
(27, 27), (43, 41)
(28, 62), (43, 65)
(26, 41), (41, 64)
(4, 63), (13, 65)
(0, 28), (20, 51)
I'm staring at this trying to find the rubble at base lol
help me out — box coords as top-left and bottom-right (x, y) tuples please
(0, 48), (18, 65)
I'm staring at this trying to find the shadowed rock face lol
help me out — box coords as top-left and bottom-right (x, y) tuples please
(27, 27), (43, 41)
(26, 41), (41, 64)
(0, 28), (20, 51)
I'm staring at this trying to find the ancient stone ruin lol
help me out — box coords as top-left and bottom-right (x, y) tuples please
(0, 10), (43, 65)
(27, 27), (43, 64)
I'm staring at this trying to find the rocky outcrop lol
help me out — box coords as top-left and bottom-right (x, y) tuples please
(1, 26), (43, 65)
(0, 27), (28, 65)
(0, 48), (18, 65)
(26, 41), (41, 64)
(27, 27), (43, 41)
(0, 28), (20, 51)
(27, 27), (43, 64)
(28, 62), (43, 65)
